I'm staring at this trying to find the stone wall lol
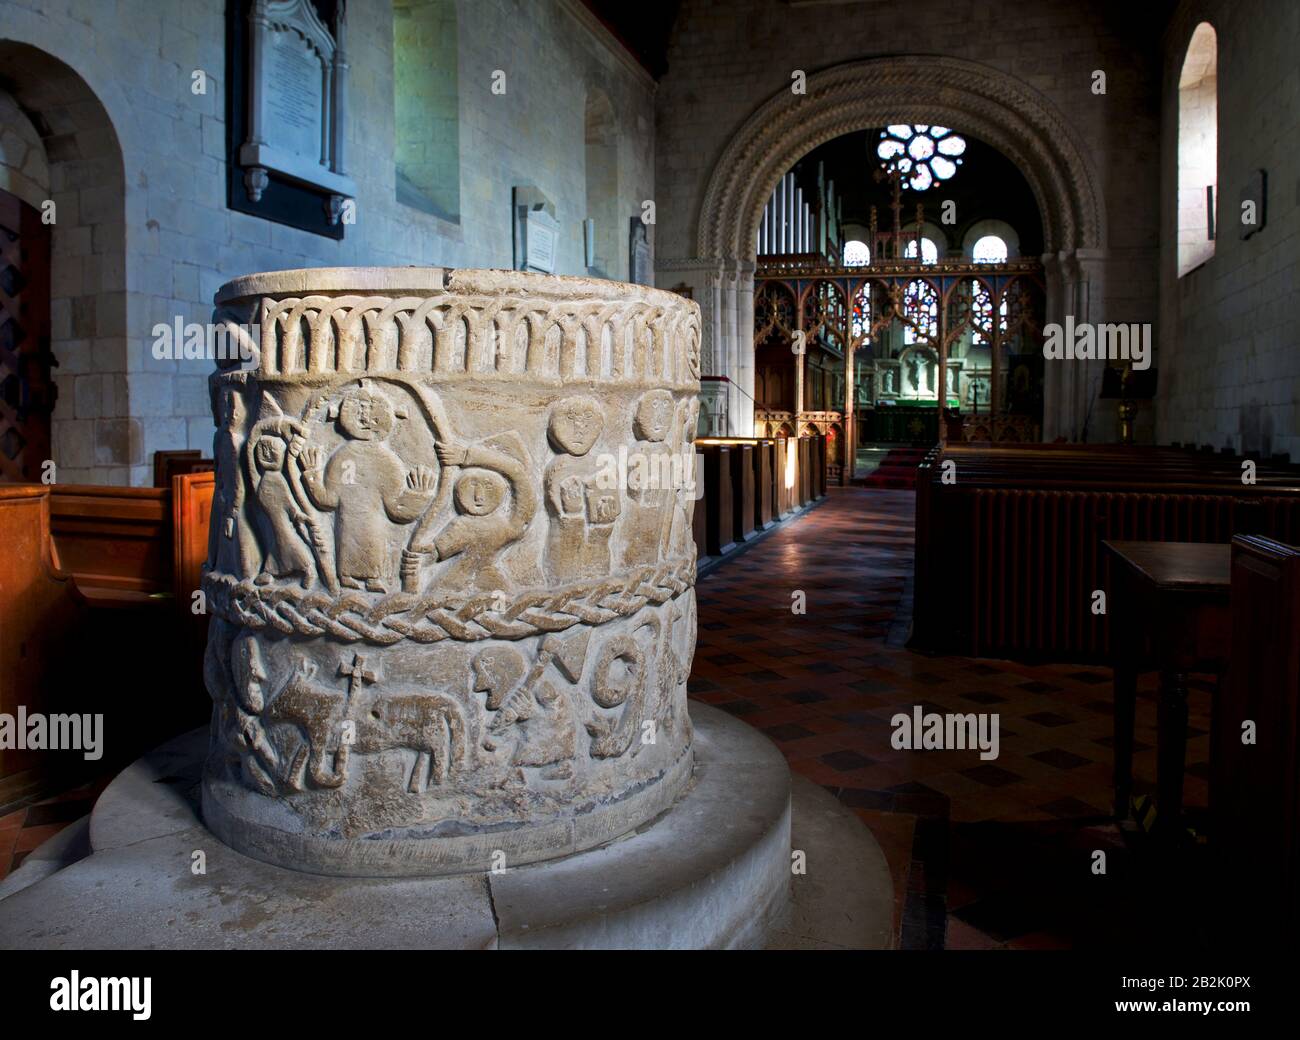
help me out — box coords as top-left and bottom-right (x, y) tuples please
(653, 0), (1164, 442)
(0, 0), (655, 484)
(1158, 0), (1299, 461)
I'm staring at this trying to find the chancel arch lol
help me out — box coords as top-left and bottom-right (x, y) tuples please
(683, 55), (1107, 442)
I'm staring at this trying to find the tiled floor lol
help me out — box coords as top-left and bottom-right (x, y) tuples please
(0, 778), (107, 882)
(690, 486), (1216, 950)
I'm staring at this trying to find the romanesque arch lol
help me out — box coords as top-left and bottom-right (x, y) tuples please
(682, 56), (1109, 441)
(697, 56), (1104, 260)
(0, 40), (128, 481)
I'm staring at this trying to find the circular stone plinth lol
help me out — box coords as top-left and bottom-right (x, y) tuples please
(0, 703), (792, 950)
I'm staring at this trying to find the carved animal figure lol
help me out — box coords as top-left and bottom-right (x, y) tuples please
(261, 662), (350, 791)
(261, 657), (468, 794)
(349, 690), (468, 793)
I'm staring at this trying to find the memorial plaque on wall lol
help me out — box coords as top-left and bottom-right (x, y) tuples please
(513, 186), (559, 274)
(226, 0), (355, 238)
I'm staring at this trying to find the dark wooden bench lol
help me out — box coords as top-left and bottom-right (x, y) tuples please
(913, 445), (1300, 660)
(0, 472), (215, 809)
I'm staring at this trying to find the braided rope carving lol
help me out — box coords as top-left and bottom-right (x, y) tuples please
(203, 556), (696, 646)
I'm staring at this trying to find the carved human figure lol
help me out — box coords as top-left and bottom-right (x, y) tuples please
(404, 433), (537, 594)
(214, 633), (283, 794)
(209, 384), (259, 578)
(475, 641), (577, 778)
(621, 389), (676, 568)
(544, 396), (620, 584)
(248, 432), (318, 588)
(300, 383), (436, 592)
(667, 397), (700, 559)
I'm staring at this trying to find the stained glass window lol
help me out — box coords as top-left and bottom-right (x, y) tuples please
(903, 279), (938, 345)
(843, 240), (870, 266)
(851, 282), (872, 342)
(970, 279), (1008, 347)
(877, 125), (966, 191)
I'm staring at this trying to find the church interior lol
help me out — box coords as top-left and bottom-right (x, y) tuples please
(0, 0), (1297, 971)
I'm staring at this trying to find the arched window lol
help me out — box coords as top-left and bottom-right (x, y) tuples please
(904, 237), (939, 264)
(851, 282), (871, 343)
(1178, 22), (1217, 276)
(394, 0), (460, 222)
(970, 280), (1008, 347)
(843, 239), (870, 266)
(903, 279), (938, 345)
(971, 235), (1008, 263)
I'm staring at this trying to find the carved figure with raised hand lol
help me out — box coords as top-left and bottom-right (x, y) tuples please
(299, 382), (437, 592)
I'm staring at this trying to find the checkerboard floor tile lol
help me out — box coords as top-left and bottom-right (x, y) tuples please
(690, 487), (1215, 950)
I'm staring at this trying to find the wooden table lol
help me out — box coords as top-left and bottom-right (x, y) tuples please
(1103, 541), (1231, 841)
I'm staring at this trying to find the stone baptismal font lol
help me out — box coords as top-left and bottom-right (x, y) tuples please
(200, 268), (703, 876)
(0, 266), (877, 949)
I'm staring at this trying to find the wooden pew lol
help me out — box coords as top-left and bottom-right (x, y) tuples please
(1212, 535), (1300, 934)
(48, 485), (173, 602)
(754, 439), (775, 531)
(702, 444), (737, 557)
(729, 442), (756, 544)
(0, 474), (215, 809)
(912, 444), (1300, 661)
(0, 487), (89, 807)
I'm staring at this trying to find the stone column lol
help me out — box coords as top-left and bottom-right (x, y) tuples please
(736, 261), (756, 436)
(1041, 248), (1109, 442)
(843, 345), (856, 481)
(202, 268), (701, 877)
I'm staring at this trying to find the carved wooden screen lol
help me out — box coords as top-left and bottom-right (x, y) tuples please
(0, 188), (54, 482)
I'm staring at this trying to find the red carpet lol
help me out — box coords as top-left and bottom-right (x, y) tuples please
(857, 446), (931, 489)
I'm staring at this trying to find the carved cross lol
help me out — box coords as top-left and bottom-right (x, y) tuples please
(338, 653), (379, 706)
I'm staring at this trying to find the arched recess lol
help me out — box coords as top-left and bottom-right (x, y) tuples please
(686, 56), (1107, 441)
(584, 89), (619, 279)
(962, 218), (1021, 259)
(0, 41), (128, 483)
(1176, 22), (1216, 276)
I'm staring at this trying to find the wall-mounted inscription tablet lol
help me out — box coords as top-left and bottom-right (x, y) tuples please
(227, 0), (355, 237)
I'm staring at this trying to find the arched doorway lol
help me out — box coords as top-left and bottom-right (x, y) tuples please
(673, 56), (1106, 443)
(0, 41), (127, 483)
